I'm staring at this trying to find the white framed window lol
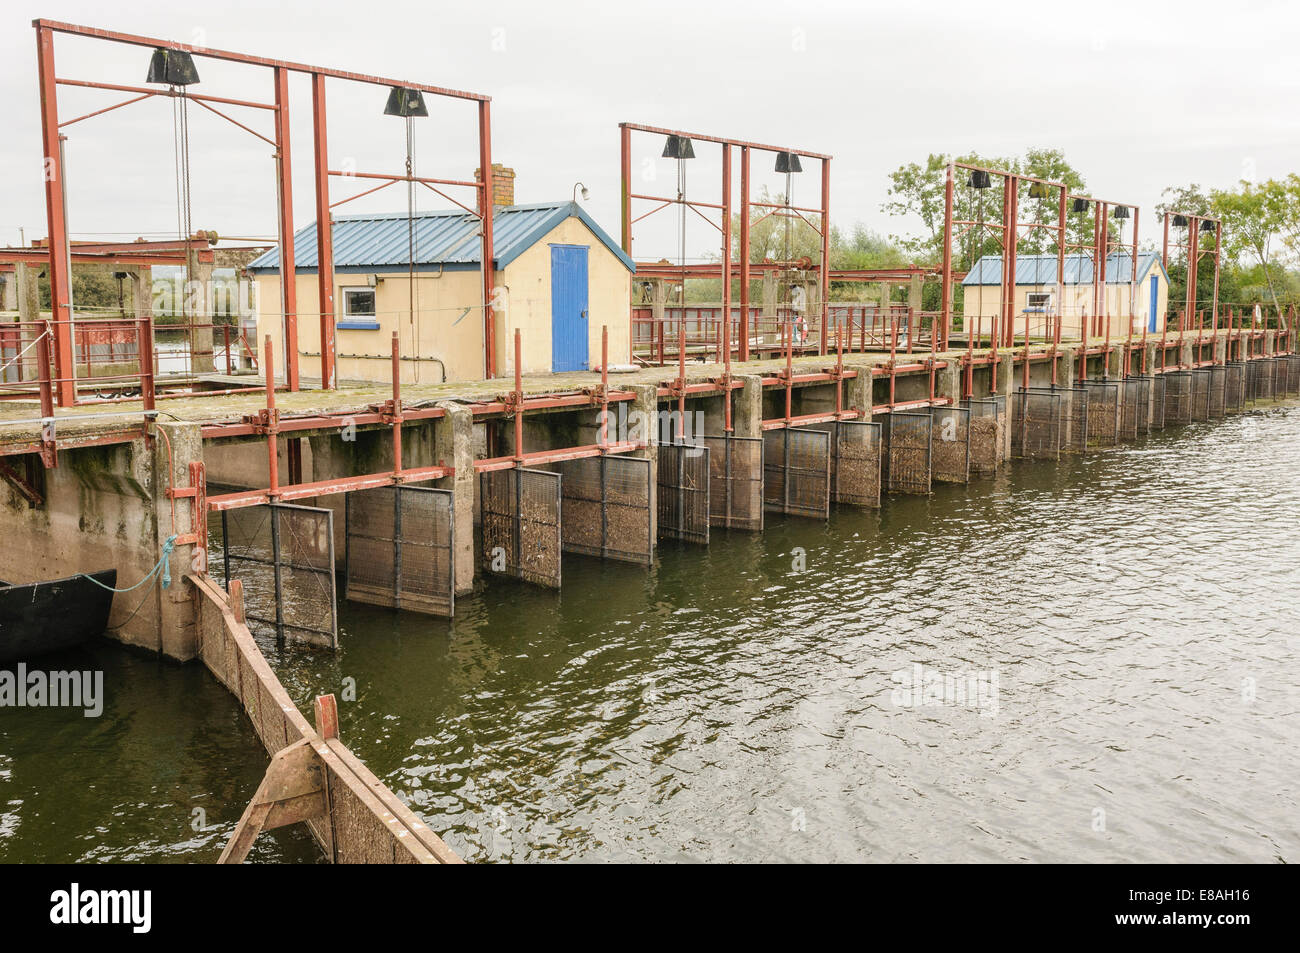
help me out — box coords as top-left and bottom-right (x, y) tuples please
(339, 287), (379, 329)
(1025, 292), (1052, 311)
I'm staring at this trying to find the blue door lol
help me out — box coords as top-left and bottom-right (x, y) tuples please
(551, 245), (589, 372)
(1148, 274), (1159, 333)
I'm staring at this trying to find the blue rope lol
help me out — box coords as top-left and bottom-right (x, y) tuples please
(79, 535), (178, 593)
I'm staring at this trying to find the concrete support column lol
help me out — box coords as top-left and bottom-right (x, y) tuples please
(628, 383), (659, 541)
(846, 365), (873, 416)
(154, 421), (203, 660)
(191, 260), (216, 373)
(937, 357), (961, 404)
(733, 375), (764, 438)
(995, 355), (1013, 462)
(1264, 329), (1277, 355)
(434, 402), (475, 595)
(1179, 339), (1194, 369)
(908, 275), (922, 312)
(761, 273), (776, 317)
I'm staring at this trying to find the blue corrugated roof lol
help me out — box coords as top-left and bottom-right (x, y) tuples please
(246, 201), (634, 274)
(962, 252), (1166, 286)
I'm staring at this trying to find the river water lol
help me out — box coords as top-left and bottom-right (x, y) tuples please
(3, 402), (1297, 863)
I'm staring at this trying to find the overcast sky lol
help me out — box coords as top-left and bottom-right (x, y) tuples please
(2, 0), (1297, 263)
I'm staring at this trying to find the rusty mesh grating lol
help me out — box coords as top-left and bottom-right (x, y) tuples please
(886, 412), (933, 494)
(345, 486), (454, 618)
(763, 427), (831, 518)
(962, 397), (1002, 477)
(1252, 359), (1275, 400)
(480, 467), (562, 588)
(1190, 368), (1212, 420)
(1013, 389), (1063, 460)
(1207, 365), (1227, 418)
(699, 434), (763, 531)
(553, 455), (653, 565)
(222, 503), (338, 649)
(657, 442), (710, 544)
(1272, 356), (1292, 396)
(1288, 356), (1300, 396)
(1164, 370), (1193, 424)
(1120, 378), (1150, 439)
(804, 420), (882, 507)
(1149, 374), (1167, 429)
(1243, 360), (1259, 403)
(1224, 362), (1246, 413)
(930, 405), (971, 483)
(1081, 380), (1120, 446)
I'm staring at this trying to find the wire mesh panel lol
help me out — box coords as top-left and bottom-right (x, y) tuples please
(1287, 356), (1300, 396)
(1224, 362), (1246, 413)
(1253, 358), (1275, 400)
(345, 486), (454, 617)
(699, 434), (763, 531)
(805, 420), (882, 507)
(1081, 380), (1120, 446)
(763, 427), (831, 518)
(1243, 360), (1259, 404)
(1190, 368), (1212, 420)
(1014, 389), (1063, 460)
(1055, 387), (1088, 453)
(930, 405), (971, 483)
(552, 455), (653, 565)
(1149, 374), (1166, 430)
(1272, 356), (1291, 396)
(480, 467), (562, 589)
(962, 397), (1002, 477)
(657, 442), (710, 544)
(222, 503), (337, 649)
(1207, 365), (1227, 419)
(1164, 370), (1193, 424)
(1120, 378), (1149, 439)
(886, 412), (932, 494)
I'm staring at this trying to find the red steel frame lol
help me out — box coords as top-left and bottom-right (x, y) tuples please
(619, 123), (832, 364)
(1063, 190), (1141, 382)
(1162, 212), (1223, 368)
(32, 19), (497, 410)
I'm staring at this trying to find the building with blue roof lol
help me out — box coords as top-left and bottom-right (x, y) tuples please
(960, 252), (1171, 336)
(248, 185), (635, 384)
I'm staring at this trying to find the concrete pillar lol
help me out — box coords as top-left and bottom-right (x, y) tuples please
(733, 375), (764, 438)
(628, 384), (659, 541)
(995, 354), (1013, 461)
(762, 273), (776, 317)
(191, 260), (216, 373)
(937, 357), (961, 403)
(0, 272), (15, 311)
(155, 421), (203, 660)
(434, 402), (475, 595)
(908, 275), (922, 312)
(15, 262), (39, 324)
(846, 365), (873, 415)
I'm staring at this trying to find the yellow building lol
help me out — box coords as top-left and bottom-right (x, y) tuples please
(961, 252), (1171, 339)
(248, 200), (635, 385)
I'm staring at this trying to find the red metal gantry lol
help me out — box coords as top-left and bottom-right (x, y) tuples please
(31, 18), (498, 410)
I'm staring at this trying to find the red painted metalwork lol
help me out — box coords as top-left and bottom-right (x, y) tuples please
(30, 19), (495, 406)
(480, 101), (496, 379)
(619, 122), (831, 367)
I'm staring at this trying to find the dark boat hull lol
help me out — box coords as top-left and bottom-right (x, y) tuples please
(0, 570), (116, 664)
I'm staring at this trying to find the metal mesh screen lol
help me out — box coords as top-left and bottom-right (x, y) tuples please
(699, 434), (763, 531)
(962, 397), (1002, 477)
(657, 442), (710, 544)
(222, 503), (337, 649)
(1081, 380), (1120, 446)
(1272, 356), (1291, 397)
(345, 486), (454, 617)
(552, 455), (652, 565)
(1149, 374), (1167, 430)
(1287, 356), (1300, 396)
(1207, 365), (1227, 418)
(930, 406), (971, 483)
(763, 427), (831, 518)
(1243, 360), (1259, 403)
(1014, 390), (1063, 460)
(1120, 378), (1149, 440)
(1164, 370), (1193, 424)
(1190, 368), (1211, 420)
(1253, 359), (1275, 400)
(805, 420), (882, 507)
(886, 412), (932, 494)
(480, 467), (562, 589)
(1224, 362), (1246, 413)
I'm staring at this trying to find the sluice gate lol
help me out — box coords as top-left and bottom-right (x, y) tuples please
(804, 420), (883, 507)
(551, 455), (653, 565)
(480, 468), (563, 589)
(221, 503), (338, 649)
(699, 434), (764, 531)
(1081, 380), (1121, 447)
(884, 411), (933, 494)
(345, 486), (455, 617)
(658, 442), (710, 544)
(929, 405), (972, 484)
(962, 397), (1003, 478)
(763, 427), (832, 518)
(1013, 389), (1063, 461)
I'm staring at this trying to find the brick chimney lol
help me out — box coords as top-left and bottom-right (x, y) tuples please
(474, 163), (516, 212)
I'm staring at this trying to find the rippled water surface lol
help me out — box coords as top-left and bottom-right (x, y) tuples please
(3, 404), (1297, 863)
(270, 403), (1300, 863)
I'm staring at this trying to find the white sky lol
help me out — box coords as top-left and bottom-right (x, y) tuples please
(2, 0), (1297, 263)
